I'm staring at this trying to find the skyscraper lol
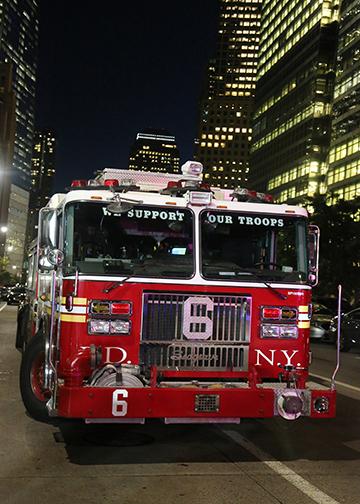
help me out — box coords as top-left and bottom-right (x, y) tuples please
(0, 0), (39, 191)
(0, 0), (39, 274)
(129, 129), (180, 173)
(250, 0), (339, 202)
(0, 62), (15, 229)
(27, 131), (56, 242)
(326, 0), (360, 200)
(195, 0), (261, 189)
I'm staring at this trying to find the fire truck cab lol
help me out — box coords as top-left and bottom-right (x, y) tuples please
(17, 161), (335, 423)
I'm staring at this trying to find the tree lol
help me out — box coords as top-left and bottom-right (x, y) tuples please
(308, 194), (360, 305)
(0, 256), (17, 286)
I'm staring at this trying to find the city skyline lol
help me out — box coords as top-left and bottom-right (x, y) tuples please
(36, 1), (220, 191)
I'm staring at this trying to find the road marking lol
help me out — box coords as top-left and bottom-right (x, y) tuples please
(221, 429), (340, 504)
(310, 373), (360, 393)
(0, 302), (7, 312)
(343, 440), (360, 453)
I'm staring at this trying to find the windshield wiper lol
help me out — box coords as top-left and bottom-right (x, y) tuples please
(103, 275), (132, 293)
(203, 263), (287, 300)
(235, 269), (287, 300)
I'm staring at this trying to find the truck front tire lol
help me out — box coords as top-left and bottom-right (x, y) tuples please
(19, 332), (50, 422)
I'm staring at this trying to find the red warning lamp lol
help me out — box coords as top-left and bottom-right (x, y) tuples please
(167, 181), (180, 189)
(262, 307), (281, 320)
(111, 302), (132, 315)
(71, 179), (87, 187)
(104, 179), (119, 187)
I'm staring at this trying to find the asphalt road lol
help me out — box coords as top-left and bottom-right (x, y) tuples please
(0, 304), (359, 504)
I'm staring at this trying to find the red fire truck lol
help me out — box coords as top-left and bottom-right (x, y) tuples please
(16, 161), (336, 423)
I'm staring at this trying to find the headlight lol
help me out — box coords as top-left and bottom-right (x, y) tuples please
(261, 324), (298, 339)
(89, 319), (131, 335)
(89, 319), (110, 334)
(110, 320), (131, 334)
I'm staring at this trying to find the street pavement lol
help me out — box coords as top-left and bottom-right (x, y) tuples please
(0, 305), (359, 504)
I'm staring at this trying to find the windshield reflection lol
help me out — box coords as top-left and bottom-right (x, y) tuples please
(64, 202), (194, 278)
(200, 210), (308, 283)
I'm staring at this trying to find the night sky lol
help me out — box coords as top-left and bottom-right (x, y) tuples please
(36, 1), (219, 191)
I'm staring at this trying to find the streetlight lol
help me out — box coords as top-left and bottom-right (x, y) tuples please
(0, 226), (8, 233)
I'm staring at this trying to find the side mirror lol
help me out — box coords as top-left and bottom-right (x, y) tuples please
(308, 224), (320, 286)
(47, 248), (64, 267)
(38, 208), (59, 271)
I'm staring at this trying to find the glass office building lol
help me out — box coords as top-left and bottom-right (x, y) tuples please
(195, 0), (261, 188)
(27, 131), (56, 242)
(129, 129), (180, 174)
(327, 0), (360, 201)
(0, 0), (39, 191)
(250, 0), (339, 202)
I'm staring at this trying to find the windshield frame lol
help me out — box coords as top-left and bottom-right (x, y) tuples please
(199, 208), (309, 284)
(62, 199), (196, 280)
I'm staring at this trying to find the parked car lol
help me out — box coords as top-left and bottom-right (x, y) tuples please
(4, 285), (26, 305)
(310, 302), (334, 339)
(313, 296), (352, 314)
(329, 307), (360, 352)
(0, 286), (9, 301)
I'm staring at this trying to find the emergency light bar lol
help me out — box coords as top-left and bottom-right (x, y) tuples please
(232, 187), (274, 203)
(186, 191), (213, 206)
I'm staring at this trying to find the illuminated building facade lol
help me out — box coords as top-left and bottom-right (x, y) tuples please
(129, 129), (180, 173)
(0, 0), (39, 191)
(27, 131), (56, 242)
(0, 63), (15, 256)
(0, 0), (39, 275)
(326, 0), (360, 201)
(250, 0), (339, 202)
(195, 0), (261, 188)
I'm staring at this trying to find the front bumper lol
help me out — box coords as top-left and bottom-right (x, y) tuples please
(57, 383), (336, 421)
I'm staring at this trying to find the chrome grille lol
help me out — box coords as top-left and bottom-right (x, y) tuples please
(140, 292), (251, 371)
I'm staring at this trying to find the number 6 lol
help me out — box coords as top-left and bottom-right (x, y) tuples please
(112, 389), (128, 416)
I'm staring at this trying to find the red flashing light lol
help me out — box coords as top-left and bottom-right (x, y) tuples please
(257, 192), (274, 203)
(111, 302), (132, 316)
(262, 307), (281, 320)
(167, 181), (181, 189)
(263, 194), (274, 203)
(71, 179), (87, 187)
(104, 179), (119, 187)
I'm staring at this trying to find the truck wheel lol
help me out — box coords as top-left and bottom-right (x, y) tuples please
(15, 304), (30, 351)
(339, 333), (351, 352)
(19, 332), (50, 421)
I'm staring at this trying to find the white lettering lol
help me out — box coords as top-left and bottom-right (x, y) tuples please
(225, 215), (233, 224)
(152, 211), (159, 219)
(168, 211), (176, 221)
(105, 347), (127, 364)
(255, 349), (276, 366)
(281, 350), (299, 366)
(262, 218), (270, 226)
(270, 218), (277, 226)
(112, 389), (128, 417)
(208, 214), (216, 223)
(238, 216), (246, 224)
(254, 217), (261, 225)
(183, 296), (214, 340)
(278, 218), (284, 227)
(246, 217), (253, 225)
(127, 209), (134, 217)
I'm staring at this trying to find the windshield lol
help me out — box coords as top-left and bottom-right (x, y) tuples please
(200, 211), (308, 283)
(64, 202), (194, 278)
